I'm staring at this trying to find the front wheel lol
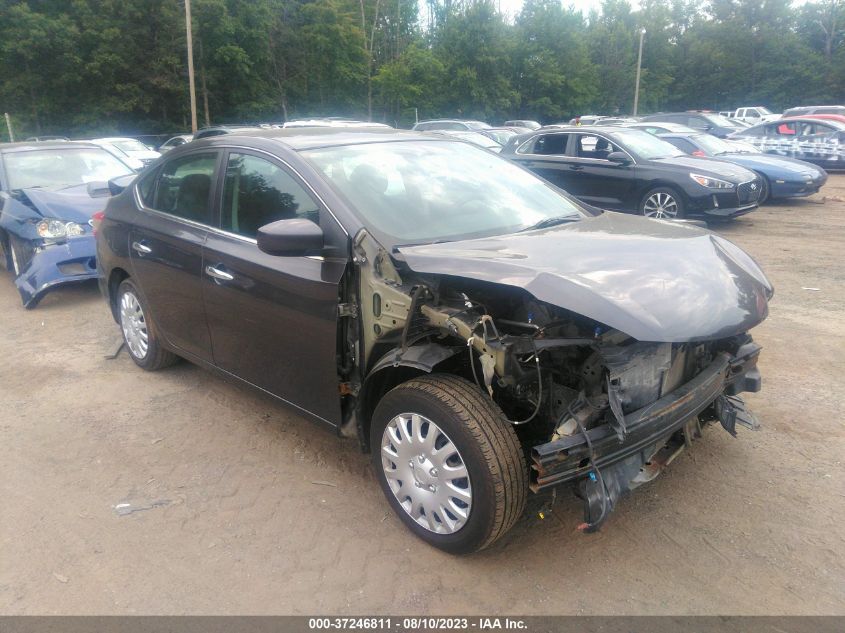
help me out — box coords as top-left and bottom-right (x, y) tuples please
(371, 374), (527, 554)
(117, 279), (179, 371)
(755, 174), (770, 204)
(640, 187), (685, 219)
(6, 234), (29, 276)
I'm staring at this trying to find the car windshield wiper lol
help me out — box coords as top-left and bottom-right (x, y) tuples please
(519, 215), (580, 232)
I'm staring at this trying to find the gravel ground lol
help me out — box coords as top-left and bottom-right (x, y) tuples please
(1, 175), (843, 615)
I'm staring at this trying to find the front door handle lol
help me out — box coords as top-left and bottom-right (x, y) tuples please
(131, 241), (152, 255)
(569, 165), (584, 171)
(205, 265), (234, 282)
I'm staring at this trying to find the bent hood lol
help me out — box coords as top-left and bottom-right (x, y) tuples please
(397, 212), (773, 343)
(19, 184), (107, 223)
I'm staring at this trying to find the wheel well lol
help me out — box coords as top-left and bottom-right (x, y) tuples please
(639, 181), (686, 207)
(358, 365), (427, 452)
(107, 267), (130, 321)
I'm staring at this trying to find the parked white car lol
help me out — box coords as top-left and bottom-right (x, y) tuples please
(90, 137), (161, 170)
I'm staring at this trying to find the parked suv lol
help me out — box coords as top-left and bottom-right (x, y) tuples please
(502, 126), (762, 219)
(96, 129), (770, 553)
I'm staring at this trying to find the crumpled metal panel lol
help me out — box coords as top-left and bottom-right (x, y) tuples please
(399, 212), (773, 343)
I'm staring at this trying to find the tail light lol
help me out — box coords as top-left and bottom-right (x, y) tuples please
(90, 211), (106, 236)
(692, 150), (706, 157)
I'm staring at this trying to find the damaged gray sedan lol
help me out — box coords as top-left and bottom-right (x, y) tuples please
(97, 130), (771, 554)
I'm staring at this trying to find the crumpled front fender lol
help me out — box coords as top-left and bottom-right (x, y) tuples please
(14, 236), (99, 308)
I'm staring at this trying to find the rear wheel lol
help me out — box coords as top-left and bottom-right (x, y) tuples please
(371, 374), (527, 554)
(117, 279), (179, 370)
(641, 187), (685, 219)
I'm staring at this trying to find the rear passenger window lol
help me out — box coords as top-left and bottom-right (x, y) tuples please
(221, 153), (320, 238)
(533, 134), (568, 155)
(575, 135), (618, 159)
(150, 153), (217, 223)
(136, 167), (159, 207)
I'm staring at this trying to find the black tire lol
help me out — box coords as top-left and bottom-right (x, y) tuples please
(0, 232), (10, 273)
(6, 234), (29, 276)
(756, 174), (770, 204)
(370, 374), (527, 554)
(640, 186), (686, 219)
(116, 278), (179, 371)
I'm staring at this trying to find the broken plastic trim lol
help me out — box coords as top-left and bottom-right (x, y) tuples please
(530, 344), (761, 492)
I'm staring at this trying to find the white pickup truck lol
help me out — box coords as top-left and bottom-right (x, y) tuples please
(732, 106), (781, 124)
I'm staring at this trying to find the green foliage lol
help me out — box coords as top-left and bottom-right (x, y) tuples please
(0, 0), (842, 138)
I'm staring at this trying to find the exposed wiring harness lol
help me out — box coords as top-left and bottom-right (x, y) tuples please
(567, 395), (610, 532)
(467, 335), (543, 426)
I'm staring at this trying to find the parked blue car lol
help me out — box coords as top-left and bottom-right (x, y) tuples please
(0, 141), (136, 307)
(658, 132), (827, 203)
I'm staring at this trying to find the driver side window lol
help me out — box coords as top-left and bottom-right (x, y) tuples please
(221, 153), (320, 238)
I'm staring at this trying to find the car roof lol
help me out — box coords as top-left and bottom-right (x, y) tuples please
(766, 116), (845, 126)
(657, 131), (701, 138)
(92, 137), (139, 142)
(536, 125), (637, 133)
(0, 140), (103, 153)
(785, 105), (844, 110)
(415, 118), (482, 124)
(627, 121), (696, 131)
(190, 127), (438, 151)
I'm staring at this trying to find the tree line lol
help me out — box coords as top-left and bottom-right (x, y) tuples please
(0, 0), (843, 139)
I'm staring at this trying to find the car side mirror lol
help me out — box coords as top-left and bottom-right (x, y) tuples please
(107, 173), (138, 196)
(607, 151), (631, 165)
(257, 218), (323, 256)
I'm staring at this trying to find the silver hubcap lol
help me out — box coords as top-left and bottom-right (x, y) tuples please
(120, 291), (149, 359)
(643, 192), (679, 218)
(381, 413), (472, 534)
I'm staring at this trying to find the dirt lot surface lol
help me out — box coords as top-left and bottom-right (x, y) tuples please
(1, 176), (843, 616)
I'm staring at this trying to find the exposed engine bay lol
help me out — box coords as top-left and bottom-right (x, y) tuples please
(339, 230), (763, 531)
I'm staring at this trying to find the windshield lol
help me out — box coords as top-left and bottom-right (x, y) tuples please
(609, 130), (685, 159)
(303, 140), (585, 245)
(465, 121), (492, 130)
(756, 107), (773, 115)
(726, 141), (761, 153)
(702, 113), (742, 128)
(484, 130), (517, 144)
(448, 131), (502, 149)
(692, 134), (737, 155)
(4, 147), (134, 190)
(112, 139), (151, 153)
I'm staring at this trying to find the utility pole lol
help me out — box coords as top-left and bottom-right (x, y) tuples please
(633, 28), (646, 116)
(4, 113), (14, 142)
(185, 0), (198, 133)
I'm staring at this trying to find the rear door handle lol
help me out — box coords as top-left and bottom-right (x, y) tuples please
(131, 241), (152, 255)
(569, 165), (584, 171)
(205, 264), (234, 282)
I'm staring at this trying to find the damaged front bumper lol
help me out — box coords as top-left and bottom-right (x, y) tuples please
(530, 342), (762, 498)
(14, 236), (99, 308)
